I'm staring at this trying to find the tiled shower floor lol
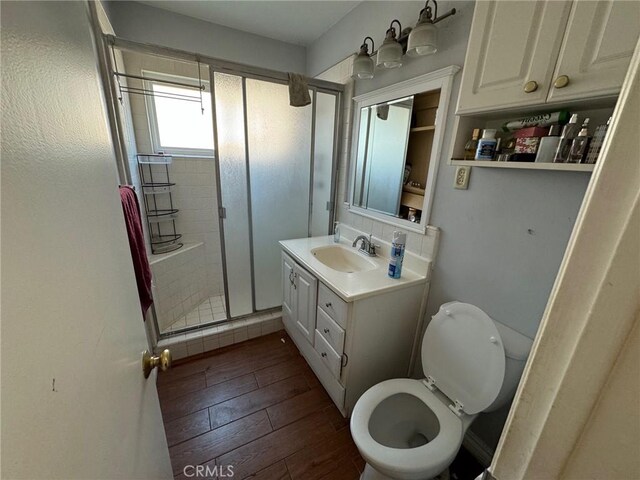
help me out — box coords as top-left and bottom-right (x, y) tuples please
(161, 294), (227, 334)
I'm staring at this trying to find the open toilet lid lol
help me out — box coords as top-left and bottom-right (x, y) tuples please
(422, 302), (505, 415)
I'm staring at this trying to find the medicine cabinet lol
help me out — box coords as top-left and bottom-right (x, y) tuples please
(348, 66), (460, 233)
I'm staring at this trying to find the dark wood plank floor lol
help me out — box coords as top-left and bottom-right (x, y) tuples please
(157, 331), (364, 480)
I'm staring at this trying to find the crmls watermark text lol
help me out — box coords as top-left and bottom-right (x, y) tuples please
(183, 465), (234, 478)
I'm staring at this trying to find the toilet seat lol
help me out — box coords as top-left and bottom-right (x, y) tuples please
(350, 378), (464, 480)
(422, 302), (506, 415)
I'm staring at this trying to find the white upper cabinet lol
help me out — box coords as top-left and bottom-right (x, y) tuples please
(547, 0), (640, 102)
(457, 1), (572, 113)
(457, 0), (640, 114)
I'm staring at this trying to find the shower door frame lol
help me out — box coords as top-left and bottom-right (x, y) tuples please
(103, 34), (344, 335)
(209, 68), (344, 316)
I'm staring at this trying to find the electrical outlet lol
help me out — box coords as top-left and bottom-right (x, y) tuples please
(454, 166), (470, 189)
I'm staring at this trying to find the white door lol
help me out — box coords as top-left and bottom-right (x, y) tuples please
(294, 265), (318, 344)
(457, 0), (572, 114)
(1, 2), (172, 479)
(282, 252), (296, 328)
(547, 0), (640, 103)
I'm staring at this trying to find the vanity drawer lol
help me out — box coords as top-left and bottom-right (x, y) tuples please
(317, 307), (344, 356)
(314, 330), (342, 379)
(318, 283), (348, 329)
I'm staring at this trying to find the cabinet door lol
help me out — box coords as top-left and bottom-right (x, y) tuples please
(294, 264), (318, 344)
(281, 253), (296, 327)
(547, 0), (640, 103)
(457, 1), (572, 114)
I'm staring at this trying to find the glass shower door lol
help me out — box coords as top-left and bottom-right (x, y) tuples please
(310, 91), (338, 237)
(212, 72), (253, 318)
(212, 72), (340, 316)
(245, 79), (313, 311)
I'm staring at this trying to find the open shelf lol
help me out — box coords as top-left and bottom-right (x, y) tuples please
(410, 125), (435, 133)
(449, 103), (613, 175)
(450, 159), (595, 172)
(403, 184), (426, 195)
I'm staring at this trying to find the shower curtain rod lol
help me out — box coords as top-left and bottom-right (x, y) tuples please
(104, 34), (345, 93)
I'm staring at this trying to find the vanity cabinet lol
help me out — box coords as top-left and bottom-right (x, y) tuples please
(282, 253), (317, 345)
(281, 251), (425, 416)
(457, 0), (640, 113)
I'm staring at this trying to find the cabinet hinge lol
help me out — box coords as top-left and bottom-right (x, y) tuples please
(326, 200), (334, 211)
(219, 207), (226, 219)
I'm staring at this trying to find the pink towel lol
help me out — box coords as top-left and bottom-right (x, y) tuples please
(119, 186), (153, 319)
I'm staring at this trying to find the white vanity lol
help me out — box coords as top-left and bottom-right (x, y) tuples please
(280, 233), (432, 416)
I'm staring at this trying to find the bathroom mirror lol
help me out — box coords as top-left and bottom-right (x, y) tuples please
(348, 66), (460, 232)
(352, 97), (414, 216)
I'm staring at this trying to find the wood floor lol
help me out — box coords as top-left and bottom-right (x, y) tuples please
(157, 330), (365, 480)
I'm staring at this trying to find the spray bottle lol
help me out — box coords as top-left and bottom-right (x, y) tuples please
(388, 231), (406, 279)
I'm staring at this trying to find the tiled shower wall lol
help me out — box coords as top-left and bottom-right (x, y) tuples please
(149, 242), (208, 332)
(316, 57), (438, 258)
(121, 51), (223, 300)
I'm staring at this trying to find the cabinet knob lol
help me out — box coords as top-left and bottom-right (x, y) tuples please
(321, 352), (327, 358)
(554, 75), (570, 89)
(523, 80), (538, 93)
(323, 328), (330, 334)
(325, 302), (332, 308)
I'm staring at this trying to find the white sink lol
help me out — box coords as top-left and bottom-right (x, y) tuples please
(311, 245), (378, 273)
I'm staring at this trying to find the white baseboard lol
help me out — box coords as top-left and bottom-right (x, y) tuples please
(463, 430), (494, 468)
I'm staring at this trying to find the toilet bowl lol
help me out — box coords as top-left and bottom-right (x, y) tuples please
(350, 302), (532, 480)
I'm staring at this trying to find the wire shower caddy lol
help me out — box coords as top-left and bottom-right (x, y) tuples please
(137, 153), (183, 254)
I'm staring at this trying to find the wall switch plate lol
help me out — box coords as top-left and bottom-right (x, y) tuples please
(454, 166), (470, 189)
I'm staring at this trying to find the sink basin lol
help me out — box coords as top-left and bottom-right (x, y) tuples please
(311, 245), (378, 273)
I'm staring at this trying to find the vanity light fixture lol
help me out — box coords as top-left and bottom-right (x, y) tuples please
(353, 36), (375, 79)
(376, 20), (403, 69)
(352, 0), (456, 79)
(407, 0), (457, 57)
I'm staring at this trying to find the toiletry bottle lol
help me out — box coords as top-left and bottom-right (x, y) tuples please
(388, 231), (406, 279)
(464, 129), (481, 159)
(585, 117), (611, 164)
(333, 222), (340, 243)
(568, 118), (590, 163)
(554, 114), (579, 163)
(534, 125), (562, 163)
(501, 110), (570, 132)
(475, 129), (498, 160)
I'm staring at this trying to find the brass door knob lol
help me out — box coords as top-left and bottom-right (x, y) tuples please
(524, 81), (538, 93)
(554, 75), (570, 88)
(142, 349), (172, 378)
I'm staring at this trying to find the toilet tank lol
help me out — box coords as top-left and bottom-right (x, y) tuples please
(485, 320), (533, 412)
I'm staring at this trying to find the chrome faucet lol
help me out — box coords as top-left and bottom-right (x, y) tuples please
(352, 234), (378, 257)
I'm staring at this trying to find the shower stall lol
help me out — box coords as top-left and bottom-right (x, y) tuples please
(105, 36), (343, 341)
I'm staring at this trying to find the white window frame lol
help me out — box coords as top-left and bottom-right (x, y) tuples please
(143, 70), (215, 157)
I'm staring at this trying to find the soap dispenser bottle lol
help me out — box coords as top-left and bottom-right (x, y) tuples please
(333, 222), (340, 243)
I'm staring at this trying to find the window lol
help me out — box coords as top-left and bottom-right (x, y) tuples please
(145, 71), (214, 156)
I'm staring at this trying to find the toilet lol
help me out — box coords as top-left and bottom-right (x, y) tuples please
(350, 302), (533, 480)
